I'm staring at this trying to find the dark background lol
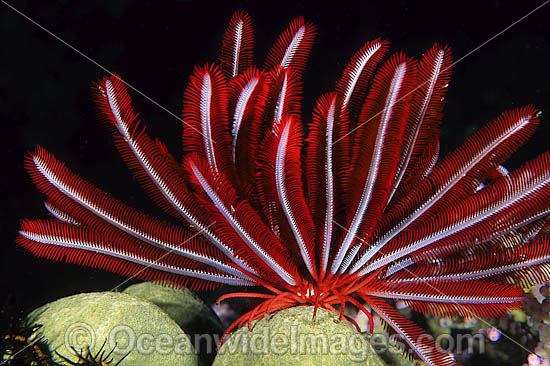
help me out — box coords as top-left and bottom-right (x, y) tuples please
(1, 0), (548, 359)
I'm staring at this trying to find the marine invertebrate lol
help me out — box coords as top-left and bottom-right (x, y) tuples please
(16, 11), (550, 365)
(1, 298), (56, 366)
(55, 339), (128, 366)
(1, 321), (56, 366)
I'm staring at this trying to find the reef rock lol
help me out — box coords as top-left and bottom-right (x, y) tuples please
(124, 281), (222, 364)
(26, 291), (198, 366)
(213, 306), (389, 366)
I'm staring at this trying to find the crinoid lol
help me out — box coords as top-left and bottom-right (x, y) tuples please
(1, 319), (56, 366)
(55, 339), (128, 366)
(1, 297), (56, 366)
(17, 11), (550, 365)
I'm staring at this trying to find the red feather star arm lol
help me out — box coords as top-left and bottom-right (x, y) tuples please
(385, 208), (550, 278)
(228, 67), (264, 163)
(335, 38), (389, 120)
(354, 105), (541, 273)
(94, 74), (186, 220)
(220, 11), (254, 79)
(18, 219), (249, 289)
(254, 117), (318, 276)
(226, 67), (270, 191)
(387, 236), (550, 289)
(332, 53), (417, 274)
(44, 200), (80, 226)
(389, 44), (453, 204)
(94, 75), (256, 276)
(263, 17), (316, 76)
(182, 64), (233, 175)
(263, 66), (303, 127)
(361, 151), (550, 275)
(367, 295), (460, 366)
(25, 147), (252, 283)
(273, 118), (317, 278)
(365, 280), (523, 318)
(306, 93), (352, 278)
(184, 155), (300, 286)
